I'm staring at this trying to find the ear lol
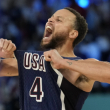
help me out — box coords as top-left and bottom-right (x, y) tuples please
(69, 30), (78, 39)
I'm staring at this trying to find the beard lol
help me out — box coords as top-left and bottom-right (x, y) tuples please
(40, 31), (69, 50)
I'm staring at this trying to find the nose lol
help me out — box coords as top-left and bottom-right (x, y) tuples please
(48, 17), (54, 23)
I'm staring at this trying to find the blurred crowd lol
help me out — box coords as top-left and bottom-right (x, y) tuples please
(0, 0), (110, 110)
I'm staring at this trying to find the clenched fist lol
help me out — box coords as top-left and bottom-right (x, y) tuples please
(0, 38), (16, 58)
(44, 49), (64, 69)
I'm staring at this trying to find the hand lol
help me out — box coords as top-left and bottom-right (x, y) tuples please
(44, 49), (64, 69)
(0, 38), (16, 58)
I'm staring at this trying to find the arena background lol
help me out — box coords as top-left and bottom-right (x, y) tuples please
(0, 0), (110, 110)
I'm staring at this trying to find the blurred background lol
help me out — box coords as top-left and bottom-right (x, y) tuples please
(0, 0), (110, 110)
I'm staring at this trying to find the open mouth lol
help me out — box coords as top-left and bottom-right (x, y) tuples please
(44, 26), (53, 38)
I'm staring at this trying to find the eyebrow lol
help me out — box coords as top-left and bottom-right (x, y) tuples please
(52, 15), (64, 19)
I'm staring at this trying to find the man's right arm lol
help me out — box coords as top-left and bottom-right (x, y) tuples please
(0, 38), (18, 76)
(44, 49), (110, 83)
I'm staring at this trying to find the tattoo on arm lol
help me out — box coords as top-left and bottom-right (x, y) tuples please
(8, 73), (11, 75)
(67, 61), (72, 65)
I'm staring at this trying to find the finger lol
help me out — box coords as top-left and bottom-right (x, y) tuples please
(44, 50), (52, 56)
(45, 56), (51, 61)
(2, 39), (10, 50)
(44, 52), (51, 61)
(8, 44), (16, 53)
(0, 38), (4, 49)
(6, 41), (15, 52)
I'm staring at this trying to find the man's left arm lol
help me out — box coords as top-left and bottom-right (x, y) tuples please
(0, 38), (18, 77)
(0, 58), (18, 76)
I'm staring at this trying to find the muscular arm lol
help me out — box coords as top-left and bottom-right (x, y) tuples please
(0, 38), (18, 76)
(61, 59), (110, 83)
(44, 49), (110, 84)
(0, 58), (18, 76)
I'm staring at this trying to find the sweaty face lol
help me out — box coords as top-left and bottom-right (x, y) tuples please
(40, 9), (75, 49)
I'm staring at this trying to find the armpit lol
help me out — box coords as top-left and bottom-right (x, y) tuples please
(77, 75), (89, 83)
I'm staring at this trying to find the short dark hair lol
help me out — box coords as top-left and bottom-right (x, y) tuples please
(64, 7), (88, 47)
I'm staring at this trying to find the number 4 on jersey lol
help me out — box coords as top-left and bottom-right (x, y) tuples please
(29, 77), (44, 102)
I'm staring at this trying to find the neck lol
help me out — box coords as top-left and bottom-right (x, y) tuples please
(55, 43), (76, 57)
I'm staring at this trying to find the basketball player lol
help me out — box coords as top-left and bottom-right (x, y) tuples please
(0, 7), (110, 110)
